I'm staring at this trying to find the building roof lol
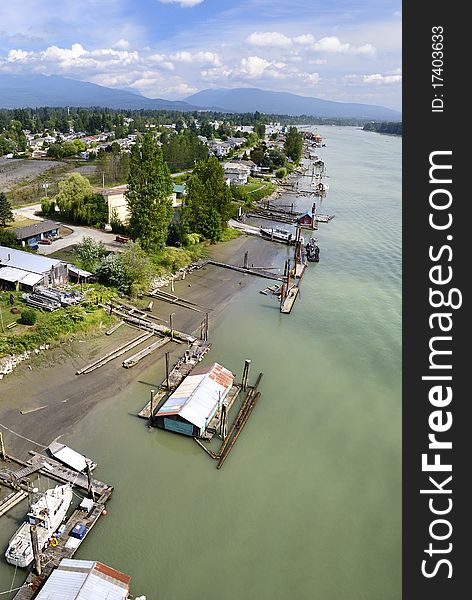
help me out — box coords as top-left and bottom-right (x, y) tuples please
(34, 559), (130, 600)
(13, 220), (59, 240)
(48, 442), (89, 473)
(172, 184), (186, 194)
(0, 246), (61, 275)
(156, 363), (234, 429)
(0, 266), (44, 286)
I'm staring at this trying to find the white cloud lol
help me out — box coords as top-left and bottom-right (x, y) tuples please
(240, 56), (271, 78)
(7, 49), (31, 62)
(113, 38), (130, 50)
(159, 0), (204, 6)
(246, 31), (292, 47)
(148, 53), (175, 70)
(363, 73), (401, 84)
(293, 34), (315, 45)
(313, 36), (376, 56)
(171, 51), (221, 66)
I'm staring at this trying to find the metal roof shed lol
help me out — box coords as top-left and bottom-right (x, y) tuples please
(34, 558), (131, 600)
(0, 246), (61, 275)
(155, 363), (234, 436)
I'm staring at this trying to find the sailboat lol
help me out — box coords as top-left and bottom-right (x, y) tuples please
(5, 484), (73, 567)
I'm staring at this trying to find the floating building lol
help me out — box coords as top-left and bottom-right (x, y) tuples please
(154, 362), (235, 437)
(34, 558), (132, 600)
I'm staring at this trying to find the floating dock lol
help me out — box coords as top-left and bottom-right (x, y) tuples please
(0, 451), (113, 600)
(137, 339), (211, 419)
(280, 286), (300, 313)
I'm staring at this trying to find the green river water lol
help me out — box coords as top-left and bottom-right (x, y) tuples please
(0, 125), (401, 599)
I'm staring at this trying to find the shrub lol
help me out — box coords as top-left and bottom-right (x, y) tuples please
(275, 167), (287, 179)
(19, 308), (37, 325)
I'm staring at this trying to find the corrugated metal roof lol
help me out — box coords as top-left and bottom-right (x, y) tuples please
(0, 246), (61, 274)
(35, 559), (130, 600)
(156, 363), (234, 429)
(19, 271), (44, 286)
(48, 442), (88, 472)
(0, 266), (28, 282)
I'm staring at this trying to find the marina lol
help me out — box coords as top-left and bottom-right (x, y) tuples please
(0, 446), (114, 600)
(0, 125), (401, 600)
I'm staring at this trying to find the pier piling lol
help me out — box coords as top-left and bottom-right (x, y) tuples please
(30, 525), (42, 576)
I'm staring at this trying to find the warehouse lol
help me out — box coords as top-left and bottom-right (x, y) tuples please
(34, 558), (132, 599)
(154, 363), (235, 437)
(0, 246), (68, 290)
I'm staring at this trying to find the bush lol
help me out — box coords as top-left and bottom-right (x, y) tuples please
(275, 167), (287, 179)
(19, 308), (37, 325)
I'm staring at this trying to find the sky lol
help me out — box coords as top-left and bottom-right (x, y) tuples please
(0, 0), (402, 110)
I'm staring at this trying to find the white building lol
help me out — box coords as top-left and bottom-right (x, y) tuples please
(224, 162), (251, 185)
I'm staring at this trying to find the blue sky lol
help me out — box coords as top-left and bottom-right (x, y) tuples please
(0, 0), (402, 109)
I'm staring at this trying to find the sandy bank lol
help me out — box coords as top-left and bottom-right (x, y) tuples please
(0, 235), (280, 459)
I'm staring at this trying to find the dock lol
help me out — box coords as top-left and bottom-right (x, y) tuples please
(122, 336), (171, 368)
(193, 371), (264, 469)
(0, 452), (113, 600)
(137, 339), (212, 419)
(280, 285), (299, 313)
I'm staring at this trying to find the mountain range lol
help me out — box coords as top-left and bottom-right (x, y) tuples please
(0, 74), (401, 120)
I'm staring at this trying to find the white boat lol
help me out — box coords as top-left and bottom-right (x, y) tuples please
(260, 227), (304, 245)
(5, 484), (73, 567)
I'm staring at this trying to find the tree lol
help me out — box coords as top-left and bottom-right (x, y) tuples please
(183, 156), (232, 242)
(76, 236), (108, 271)
(95, 240), (154, 295)
(0, 192), (13, 226)
(284, 126), (303, 164)
(0, 229), (20, 248)
(126, 134), (173, 253)
(55, 173), (93, 220)
(255, 123), (266, 139)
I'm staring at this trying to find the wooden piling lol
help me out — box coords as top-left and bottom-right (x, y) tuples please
(30, 525), (41, 576)
(242, 359), (251, 391)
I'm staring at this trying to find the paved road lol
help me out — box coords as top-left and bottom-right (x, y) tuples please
(13, 204), (123, 255)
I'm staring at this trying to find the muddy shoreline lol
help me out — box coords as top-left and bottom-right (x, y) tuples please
(0, 235), (280, 459)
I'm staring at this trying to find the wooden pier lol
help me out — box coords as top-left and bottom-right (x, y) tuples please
(137, 339), (211, 419)
(0, 452), (114, 600)
(122, 336), (171, 368)
(280, 285), (299, 313)
(193, 371), (264, 469)
(207, 259), (284, 282)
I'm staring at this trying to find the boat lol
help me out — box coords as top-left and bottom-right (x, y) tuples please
(260, 227), (298, 244)
(306, 239), (320, 262)
(313, 181), (329, 195)
(5, 484), (73, 567)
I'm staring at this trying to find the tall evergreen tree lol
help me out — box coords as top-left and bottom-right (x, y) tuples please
(126, 134), (173, 252)
(183, 157), (232, 242)
(284, 126), (303, 164)
(0, 192), (13, 227)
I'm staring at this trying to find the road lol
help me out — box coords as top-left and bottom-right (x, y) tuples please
(13, 204), (123, 255)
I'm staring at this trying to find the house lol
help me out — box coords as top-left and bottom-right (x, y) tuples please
(296, 211), (315, 228)
(34, 558), (131, 600)
(100, 185), (129, 224)
(101, 183), (185, 226)
(13, 220), (60, 248)
(224, 162), (251, 185)
(154, 363), (235, 437)
(0, 246), (68, 291)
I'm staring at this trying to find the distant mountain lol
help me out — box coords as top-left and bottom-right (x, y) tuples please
(0, 74), (197, 111)
(185, 87), (401, 120)
(0, 75), (401, 120)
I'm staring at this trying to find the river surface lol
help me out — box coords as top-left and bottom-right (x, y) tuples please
(0, 126), (401, 599)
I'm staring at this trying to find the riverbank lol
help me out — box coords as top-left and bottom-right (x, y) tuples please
(0, 234), (280, 460)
